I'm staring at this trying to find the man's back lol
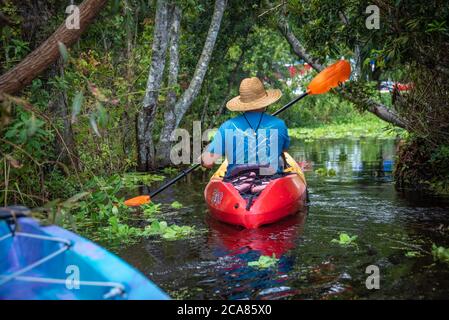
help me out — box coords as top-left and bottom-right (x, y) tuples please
(208, 111), (290, 176)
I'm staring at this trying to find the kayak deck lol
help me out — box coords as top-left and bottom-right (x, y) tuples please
(0, 211), (169, 300)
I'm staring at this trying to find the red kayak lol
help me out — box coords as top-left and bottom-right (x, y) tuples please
(204, 153), (307, 229)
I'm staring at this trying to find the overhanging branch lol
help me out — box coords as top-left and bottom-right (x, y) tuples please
(277, 15), (406, 129)
(0, 0), (107, 95)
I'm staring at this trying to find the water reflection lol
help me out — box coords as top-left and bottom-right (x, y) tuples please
(290, 138), (397, 178)
(206, 213), (307, 299)
(207, 212), (307, 258)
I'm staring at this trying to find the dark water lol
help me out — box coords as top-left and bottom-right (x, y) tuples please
(118, 138), (449, 299)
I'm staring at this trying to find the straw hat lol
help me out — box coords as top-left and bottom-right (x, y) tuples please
(226, 77), (282, 111)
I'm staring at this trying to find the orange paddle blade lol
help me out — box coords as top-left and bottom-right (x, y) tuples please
(307, 60), (351, 95)
(124, 195), (151, 207)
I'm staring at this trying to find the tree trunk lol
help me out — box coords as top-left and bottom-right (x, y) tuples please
(354, 44), (362, 80)
(155, 4), (181, 166)
(155, 0), (227, 166)
(48, 60), (79, 170)
(49, 89), (79, 170)
(277, 17), (323, 71)
(200, 94), (210, 127)
(340, 91), (407, 128)
(136, 0), (170, 171)
(173, 0), (227, 128)
(0, 0), (107, 95)
(121, 0), (136, 158)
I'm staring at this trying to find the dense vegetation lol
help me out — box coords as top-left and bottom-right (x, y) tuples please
(1, 0), (448, 242)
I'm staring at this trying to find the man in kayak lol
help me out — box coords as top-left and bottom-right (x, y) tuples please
(201, 77), (290, 180)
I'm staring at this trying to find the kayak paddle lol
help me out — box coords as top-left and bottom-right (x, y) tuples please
(124, 60), (351, 207)
(272, 60), (351, 115)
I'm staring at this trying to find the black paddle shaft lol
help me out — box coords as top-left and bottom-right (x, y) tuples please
(149, 164), (200, 198)
(148, 91), (309, 199)
(272, 92), (308, 116)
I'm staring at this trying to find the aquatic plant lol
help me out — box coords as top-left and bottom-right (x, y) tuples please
(121, 172), (165, 188)
(103, 216), (141, 244)
(315, 168), (337, 177)
(161, 167), (179, 176)
(248, 254), (279, 269)
(37, 174), (168, 245)
(143, 220), (194, 240)
(431, 244), (449, 264)
(142, 203), (162, 217)
(289, 115), (403, 141)
(331, 233), (358, 247)
(170, 201), (183, 209)
(405, 251), (423, 258)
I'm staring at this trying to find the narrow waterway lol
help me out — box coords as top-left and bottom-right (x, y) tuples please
(118, 138), (449, 299)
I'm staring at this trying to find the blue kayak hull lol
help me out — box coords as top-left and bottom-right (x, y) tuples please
(0, 217), (169, 300)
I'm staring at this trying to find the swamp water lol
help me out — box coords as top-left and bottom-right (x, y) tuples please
(117, 138), (449, 299)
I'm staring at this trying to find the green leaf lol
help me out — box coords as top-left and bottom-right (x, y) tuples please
(159, 221), (168, 230)
(248, 254), (279, 269)
(332, 232), (358, 246)
(151, 220), (160, 232)
(142, 203), (161, 217)
(143, 219), (194, 240)
(405, 251), (421, 258)
(170, 201), (183, 209)
(432, 244), (449, 264)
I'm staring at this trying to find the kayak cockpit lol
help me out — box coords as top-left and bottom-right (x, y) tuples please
(204, 153), (307, 229)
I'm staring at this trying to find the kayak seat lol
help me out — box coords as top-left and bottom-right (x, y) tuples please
(224, 168), (295, 211)
(211, 152), (306, 185)
(224, 164), (267, 179)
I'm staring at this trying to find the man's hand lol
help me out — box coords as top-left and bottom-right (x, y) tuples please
(200, 152), (221, 169)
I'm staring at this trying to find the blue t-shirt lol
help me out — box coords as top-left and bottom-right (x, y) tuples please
(208, 111), (290, 176)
